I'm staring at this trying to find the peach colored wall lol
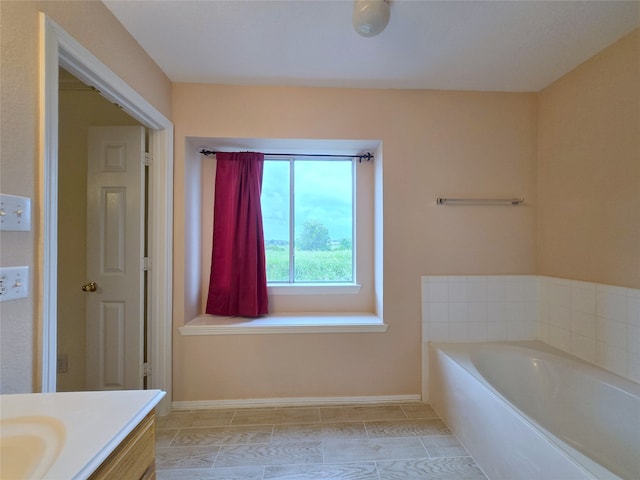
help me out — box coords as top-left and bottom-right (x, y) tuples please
(538, 29), (640, 289)
(0, 1), (171, 393)
(172, 84), (537, 401)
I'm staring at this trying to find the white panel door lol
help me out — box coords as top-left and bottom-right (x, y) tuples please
(85, 126), (145, 390)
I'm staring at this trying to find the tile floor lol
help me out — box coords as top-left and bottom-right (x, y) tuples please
(155, 403), (487, 479)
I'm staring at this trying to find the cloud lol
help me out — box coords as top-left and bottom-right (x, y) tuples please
(262, 159), (353, 241)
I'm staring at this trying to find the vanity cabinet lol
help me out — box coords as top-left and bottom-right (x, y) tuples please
(88, 411), (156, 480)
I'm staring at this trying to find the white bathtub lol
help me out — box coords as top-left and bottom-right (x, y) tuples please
(429, 341), (640, 480)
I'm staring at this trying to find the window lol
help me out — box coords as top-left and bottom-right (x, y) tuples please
(180, 137), (384, 332)
(261, 157), (354, 285)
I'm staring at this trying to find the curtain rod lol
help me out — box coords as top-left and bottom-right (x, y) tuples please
(200, 150), (373, 163)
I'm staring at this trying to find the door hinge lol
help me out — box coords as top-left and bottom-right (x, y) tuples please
(143, 257), (151, 271)
(143, 362), (151, 377)
(144, 152), (152, 166)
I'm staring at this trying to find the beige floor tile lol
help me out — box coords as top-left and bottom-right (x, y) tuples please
(272, 421), (367, 441)
(157, 410), (235, 429)
(231, 407), (321, 426)
(421, 434), (469, 457)
(400, 403), (439, 419)
(171, 424), (273, 446)
(155, 428), (179, 448)
(156, 446), (220, 470)
(376, 456), (487, 479)
(323, 437), (428, 463)
(264, 462), (379, 479)
(157, 466), (263, 480)
(157, 411), (196, 429)
(153, 404), (482, 479)
(320, 405), (407, 423)
(214, 440), (323, 467)
(365, 418), (450, 437)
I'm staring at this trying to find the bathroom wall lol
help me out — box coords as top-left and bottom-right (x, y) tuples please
(0, 0), (171, 393)
(537, 29), (639, 290)
(172, 85), (537, 401)
(56, 78), (141, 392)
(536, 29), (639, 384)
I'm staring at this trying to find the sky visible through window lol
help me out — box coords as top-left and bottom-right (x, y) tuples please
(261, 159), (353, 243)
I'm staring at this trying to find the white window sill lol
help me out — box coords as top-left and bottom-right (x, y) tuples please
(178, 312), (387, 335)
(267, 283), (361, 295)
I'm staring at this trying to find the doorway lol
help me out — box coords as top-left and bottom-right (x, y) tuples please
(57, 69), (148, 391)
(41, 15), (173, 413)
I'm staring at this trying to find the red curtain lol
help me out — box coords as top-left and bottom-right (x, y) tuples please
(206, 152), (268, 317)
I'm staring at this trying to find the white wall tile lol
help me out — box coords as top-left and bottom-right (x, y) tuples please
(538, 321), (549, 343)
(421, 303), (429, 325)
(548, 304), (571, 330)
(524, 302), (537, 324)
(428, 303), (449, 322)
(548, 325), (571, 351)
(468, 322), (488, 342)
(571, 334), (597, 363)
(428, 282), (449, 302)
(627, 324), (640, 353)
(628, 294), (640, 327)
(596, 342), (627, 378)
(429, 322), (449, 342)
(571, 310), (597, 339)
(467, 281), (487, 302)
(486, 278), (507, 302)
(507, 321), (528, 340)
(506, 276), (528, 302)
(597, 287), (627, 322)
(628, 350), (640, 383)
(548, 282), (571, 307)
(448, 322), (469, 342)
(506, 302), (526, 323)
(571, 283), (596, 314)
(468, 302), (488, 323)
(448, 303), (468, 323)
(448, 282), (468, 302)
(538, 276), (549, 305)
(487, 321), (507, 341)
(487, 302), (507, 323)
(596, 317), (627, 349)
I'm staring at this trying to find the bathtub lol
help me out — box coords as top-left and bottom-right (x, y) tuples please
(429, 341), (640, 480)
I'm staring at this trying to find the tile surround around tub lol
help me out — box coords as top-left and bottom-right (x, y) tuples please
(538, 276), (640, 383)
(421, 275), (640, 385)
(421, 275), (538, 343)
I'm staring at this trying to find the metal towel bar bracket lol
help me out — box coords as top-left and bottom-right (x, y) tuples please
(436, 197), (525, 206)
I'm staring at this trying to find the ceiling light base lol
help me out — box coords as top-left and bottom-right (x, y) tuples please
(353, 0), (390, 37)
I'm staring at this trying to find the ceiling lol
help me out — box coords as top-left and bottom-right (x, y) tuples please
(103, 0), (639, 92)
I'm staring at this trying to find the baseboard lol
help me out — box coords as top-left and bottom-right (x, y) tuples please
(172, 394), (422, 410)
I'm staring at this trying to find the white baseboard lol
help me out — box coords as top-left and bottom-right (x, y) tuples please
(172, 394), (422, 411)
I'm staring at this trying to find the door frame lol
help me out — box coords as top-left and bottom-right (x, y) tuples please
(40, 14), (173, 413)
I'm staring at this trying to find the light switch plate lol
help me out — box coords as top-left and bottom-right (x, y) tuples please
(0, 266), (29, 302)
(0, 194), (31, 231)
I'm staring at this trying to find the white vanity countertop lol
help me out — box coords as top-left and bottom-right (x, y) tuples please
(0, 389), (165, 479)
